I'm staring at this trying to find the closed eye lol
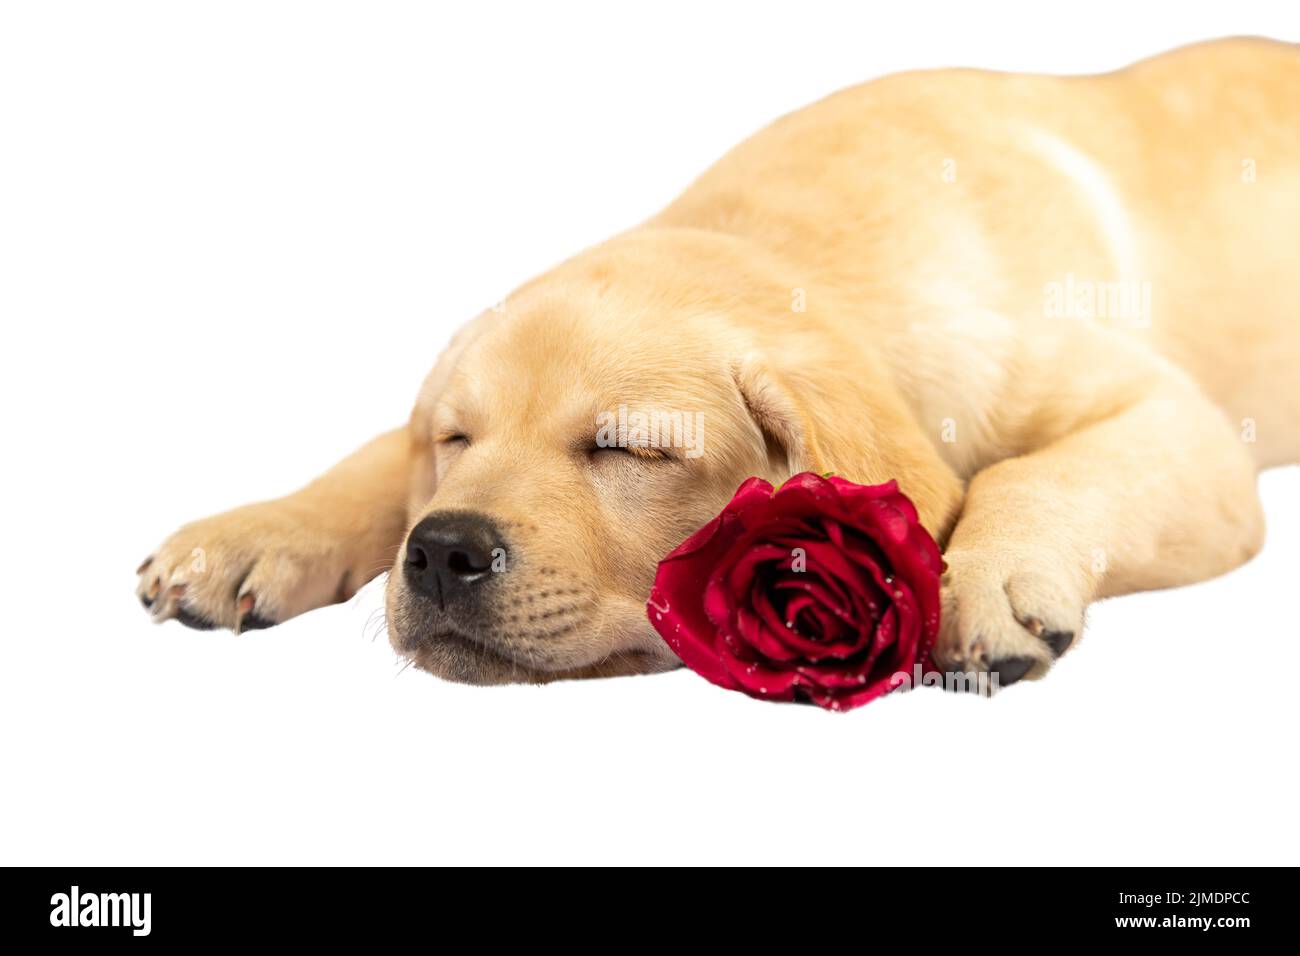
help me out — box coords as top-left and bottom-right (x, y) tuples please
(436, 432), (470, 447)
(589, 443), (673, 463)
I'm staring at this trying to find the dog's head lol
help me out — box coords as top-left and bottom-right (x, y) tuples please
(386, 233), (961, 684)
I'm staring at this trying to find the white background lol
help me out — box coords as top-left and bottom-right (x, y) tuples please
(2, 0), (1297, 865)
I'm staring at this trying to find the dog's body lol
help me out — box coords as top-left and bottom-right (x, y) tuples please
(138, 38), (1299, 688)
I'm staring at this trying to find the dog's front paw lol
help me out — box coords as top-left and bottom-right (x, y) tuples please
(932, 548), (1085, 690)
(135, 501), (359, 633)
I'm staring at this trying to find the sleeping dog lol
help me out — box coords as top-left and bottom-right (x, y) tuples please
(137, 38), (1300, 688)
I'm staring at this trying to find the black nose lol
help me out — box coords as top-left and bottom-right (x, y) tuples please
(404, 511), (503, 607)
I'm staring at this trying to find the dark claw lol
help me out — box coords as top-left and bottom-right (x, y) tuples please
(990, 656), (1036, 688)
(1041, 629), (1074, 657)
(174, 606), (217, 630)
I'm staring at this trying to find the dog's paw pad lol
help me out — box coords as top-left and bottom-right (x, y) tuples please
(989, 655), (1037, 687)
(174, 604), (218, 631)
(934, 550), (1086, 691)
(1019, 615), (1075, 657)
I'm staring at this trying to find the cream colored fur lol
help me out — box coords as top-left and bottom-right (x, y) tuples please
(138, 38), (1299, 687)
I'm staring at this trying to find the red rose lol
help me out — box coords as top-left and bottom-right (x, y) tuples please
(646, 472), (943, 711)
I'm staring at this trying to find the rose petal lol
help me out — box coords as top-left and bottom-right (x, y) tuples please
(717, 645), (798, 700)
(646, 471), (944, 711)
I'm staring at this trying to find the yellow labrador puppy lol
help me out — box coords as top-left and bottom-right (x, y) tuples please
(137, 38), (1299, 688)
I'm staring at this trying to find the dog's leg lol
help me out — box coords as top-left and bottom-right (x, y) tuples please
(933, 372), (1265, 687)
(135, 428), (414, 631)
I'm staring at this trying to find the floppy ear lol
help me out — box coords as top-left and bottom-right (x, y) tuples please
(406, 309), (502, 514)
(732, 356), (814, 478)
(733, 353), (964, 542)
